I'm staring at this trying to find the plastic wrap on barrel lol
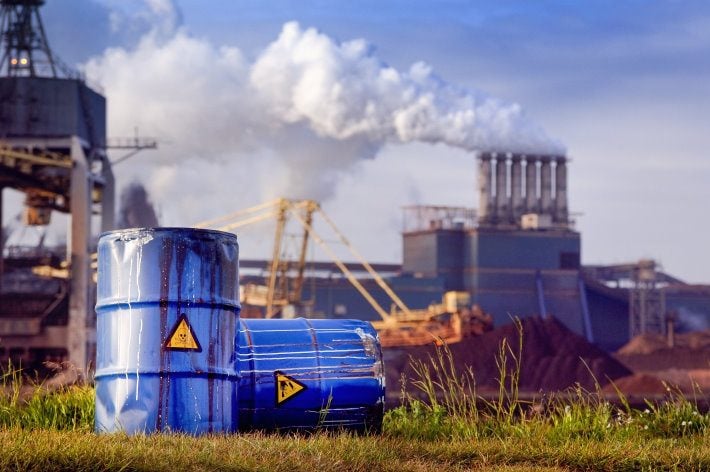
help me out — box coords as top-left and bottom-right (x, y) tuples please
(94, 227), (240, 435)
(237, 318), (385, 432)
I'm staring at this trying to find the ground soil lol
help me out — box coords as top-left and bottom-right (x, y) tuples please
(612, 330), (710, 396)
(384, 316), (632, 399)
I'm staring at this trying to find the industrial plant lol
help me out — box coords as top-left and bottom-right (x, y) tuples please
(1, 0), (709, 377)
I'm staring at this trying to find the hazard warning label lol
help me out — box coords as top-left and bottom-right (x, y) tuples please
(164, 314), (202, 352)
(275, 371), (306, 405)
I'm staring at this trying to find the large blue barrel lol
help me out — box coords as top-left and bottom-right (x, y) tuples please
(237, 318), (385, 432)
(95, 228), (240, 434)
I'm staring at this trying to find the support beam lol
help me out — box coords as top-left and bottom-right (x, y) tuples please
(100, 157), (115, 232)
(68, 136), (90, 372)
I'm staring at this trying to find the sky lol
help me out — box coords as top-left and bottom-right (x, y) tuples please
(21, 0), (710, 283)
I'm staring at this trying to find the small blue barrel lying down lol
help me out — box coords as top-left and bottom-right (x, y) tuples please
(237, 318), (385, 432)
(94, 228), (241, 434)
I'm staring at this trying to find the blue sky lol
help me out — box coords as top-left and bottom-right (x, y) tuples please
(35, 0), (710, 283)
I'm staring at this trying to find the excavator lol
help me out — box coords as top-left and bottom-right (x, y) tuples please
(195, 198), (493, 347)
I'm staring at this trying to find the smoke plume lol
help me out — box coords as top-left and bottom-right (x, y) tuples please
(83, 18), (562, 215)
(676, 307), (710, 332)
(117, 182), (160, 229)
(250, 22), (563, 155)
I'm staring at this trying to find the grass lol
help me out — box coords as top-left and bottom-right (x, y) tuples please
(0, 321), (708, 471)
(0, 363), (94, 431)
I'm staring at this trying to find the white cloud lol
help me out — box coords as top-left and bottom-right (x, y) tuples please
(83, 19), (560, 235)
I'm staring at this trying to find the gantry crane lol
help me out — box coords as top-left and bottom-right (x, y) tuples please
(196, 199), (493, 346)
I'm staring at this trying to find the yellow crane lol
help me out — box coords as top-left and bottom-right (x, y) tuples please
(196, 198), (486, 345)
(195, 198), (414, 324)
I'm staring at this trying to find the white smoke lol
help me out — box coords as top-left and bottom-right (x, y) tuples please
(83, 16), (563, 228)
(250, 22), (563, 154)
(676, 307), (710, 332)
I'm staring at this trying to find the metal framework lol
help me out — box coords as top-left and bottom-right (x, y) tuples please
(401, 205), (477, 234)
(583, 260), (669, 337)
(197, 198), (419, 324)
(0, 0), (57, 77)
(0, 1), (114, 372)
(628, 260), (667, 337)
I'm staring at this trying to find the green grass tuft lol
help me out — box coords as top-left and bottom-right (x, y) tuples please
(0, 364), (94, 431)
(0, 323), (707, 470)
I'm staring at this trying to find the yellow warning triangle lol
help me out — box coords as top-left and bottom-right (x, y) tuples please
(165, 315), (201, 351)
(275, 372), (306, 405)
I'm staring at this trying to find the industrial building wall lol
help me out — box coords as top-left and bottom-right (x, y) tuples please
(468, 268), (587, 334)
(467, 229), (581, 270)
(402, 232), (438, 276)
(462, 229), (588, 338)
(540, 271), (586, 335)
(665, 286), (710, 332)
(402, 230), (465, 291)
(584, 284), (629, 351)
(300, 274), (446, 321)
(0, 77), (106, 147)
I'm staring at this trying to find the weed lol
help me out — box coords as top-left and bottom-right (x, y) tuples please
(0, 363), (93, 431)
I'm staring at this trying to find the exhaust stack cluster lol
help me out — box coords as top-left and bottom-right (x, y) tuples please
(477, 152), (568, 227)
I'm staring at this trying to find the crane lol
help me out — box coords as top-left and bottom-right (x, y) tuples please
(196, 198), (492, 345)
(195, 198), (412, 324)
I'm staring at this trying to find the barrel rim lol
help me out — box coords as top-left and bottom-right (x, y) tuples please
(99, 227), (238, 241)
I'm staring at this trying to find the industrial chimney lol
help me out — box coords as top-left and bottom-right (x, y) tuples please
(525, 156), (538, 214)
(554, 156), (568, 223)
(477, 152), (493, 224)
(510, 154), (523, 222)
(494, 153), (509, 223)
(477, 151), (569, 229)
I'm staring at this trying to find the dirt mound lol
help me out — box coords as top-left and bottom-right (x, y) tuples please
(618, 330), (710, 356)
(655, 368), (710, 392)
(617, 334), (669, 355)
(602, 374), (669, 396)
(384, 316), (632, 395)
(614, 331), (710, 373)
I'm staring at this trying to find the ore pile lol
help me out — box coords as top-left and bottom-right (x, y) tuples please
(615, 331), (710, 370)
(384, 316), (632, 395)
(611, 331), (710, 394)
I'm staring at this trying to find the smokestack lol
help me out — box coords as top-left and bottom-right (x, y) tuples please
(117, 182), (160, 229)
(554, 156), (568, 224)
(539, 156), (553, 216)
(525, 156), (538, 214)
(495, 153), (508, 222)
(510, 154), (523, 222)
(478, 152), (493, 224)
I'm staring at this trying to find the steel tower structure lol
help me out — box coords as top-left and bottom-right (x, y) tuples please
(0, 0), (113, 372)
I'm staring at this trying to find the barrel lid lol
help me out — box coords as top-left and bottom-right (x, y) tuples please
(99, 227), (238, 242)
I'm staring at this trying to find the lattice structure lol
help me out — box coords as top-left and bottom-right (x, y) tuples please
(629, 260), (667, 337)
(0, 0), (58, 77)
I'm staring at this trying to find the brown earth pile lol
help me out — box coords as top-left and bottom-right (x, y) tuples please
(612, 331), (710, 396)
(601, 374), (669, 396)
(617, 334), (669, 355)
(614, 331), (710, 372)
(384, 316), (632, 395)
(617, 330), (710, 356)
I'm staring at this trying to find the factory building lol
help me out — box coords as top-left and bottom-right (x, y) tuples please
(397, 152), (710, 350)
(239, 151), (710, 352)
(0, 0), (113, 371)
(402, 152), (593, 342)
(1, 1), (709, 371)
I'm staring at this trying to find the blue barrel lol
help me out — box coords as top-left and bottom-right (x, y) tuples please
(94, 228), (240, 434)
(237, 318), (385, 432)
